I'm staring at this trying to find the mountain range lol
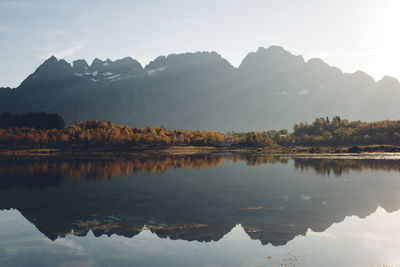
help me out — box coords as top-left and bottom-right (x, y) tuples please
(1, 45), (399, 131)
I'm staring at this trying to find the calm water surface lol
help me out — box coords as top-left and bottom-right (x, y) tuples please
(1, 154), (400, 267)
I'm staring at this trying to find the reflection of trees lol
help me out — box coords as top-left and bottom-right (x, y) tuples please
(233, 154), (289, 166)
(294, 158), (400, 176)
(2, 154), (400, 246)
(0, 154), (291, 183)
(0, 155), (224, 182)
(1, 155), (400, 183)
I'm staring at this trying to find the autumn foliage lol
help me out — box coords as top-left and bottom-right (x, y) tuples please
(2, 114), (400, 148)
(289, 116), (400, 146)
(0, 120), (223, 147)
(230, 132), (275, 147)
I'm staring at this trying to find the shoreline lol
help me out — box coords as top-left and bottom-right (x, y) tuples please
(1, 144), (400, 159)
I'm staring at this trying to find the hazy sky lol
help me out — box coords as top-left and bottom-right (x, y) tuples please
(1, 0), (400, 87)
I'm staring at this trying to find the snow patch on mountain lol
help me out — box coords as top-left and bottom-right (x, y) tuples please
(148, 67), (166, 75)
(110, 77), (121, 82)
(106, 74), (121, 80)
(85, 71), (98, 77)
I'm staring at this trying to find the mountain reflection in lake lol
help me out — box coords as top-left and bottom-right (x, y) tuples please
(1, 153), (400, 267)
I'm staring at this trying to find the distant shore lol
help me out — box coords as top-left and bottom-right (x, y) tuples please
(2, 144), (400, 158)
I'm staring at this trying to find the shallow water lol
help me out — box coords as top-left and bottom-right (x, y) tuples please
(1, 154), (400, 267)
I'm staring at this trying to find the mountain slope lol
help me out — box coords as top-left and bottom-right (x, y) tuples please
(0, 46), (399, 131)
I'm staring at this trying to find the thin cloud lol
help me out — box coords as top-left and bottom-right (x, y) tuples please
(37, 41), (84, 59)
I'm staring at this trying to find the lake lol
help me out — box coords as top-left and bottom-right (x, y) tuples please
(1, 153), (400, 267)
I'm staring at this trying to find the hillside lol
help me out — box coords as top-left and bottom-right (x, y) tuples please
(1, 46), (399, 131)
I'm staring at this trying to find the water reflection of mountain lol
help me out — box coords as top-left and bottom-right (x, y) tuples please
(1, 154), (400, 246)
(294, 157), (400, 176)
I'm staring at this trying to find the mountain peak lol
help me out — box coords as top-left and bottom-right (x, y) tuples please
(307, 57), (327, 66)
(72, 59), (89, 73)
(48, 55), (58, 61)
(145, 51), (232, 72)
(255, 45), (300, 57)
(34, 56), (72, 75)
(113, 57), (142, 69)
(17, 56), (73, 88)
(117, 56), (135, 63)
(239, 45), (305, 76)
(90, 58), (104, 68)
(377, 76), (400, 87)
(348, 70), (375, 83)
(257, 45), (286, 54)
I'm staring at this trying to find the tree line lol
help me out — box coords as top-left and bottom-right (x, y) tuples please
(289, 116), (400, 146)
(1, 113), (400, 148)
(229, 116), (400, 147)
(0, 119), (224, 147)
(0, 112), (65, 130)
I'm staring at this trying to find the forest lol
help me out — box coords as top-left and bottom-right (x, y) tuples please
(289, 116), (400, 146)
(0, 119), (224, 147)
(1, 113), (400, 148)
(0, 112), (65, 130)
